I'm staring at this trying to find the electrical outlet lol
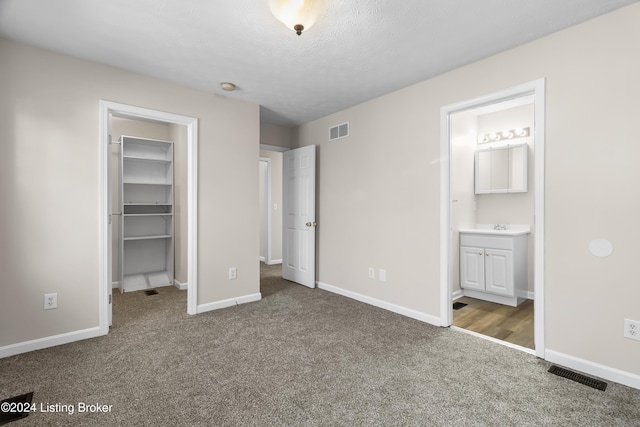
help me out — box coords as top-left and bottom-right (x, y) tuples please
(368, 267), (375, 279)
(624, 319), (640, 341)
(44, 293), (57, 310)
(379, 269), (387, 282)
(229, 267), (237, 280)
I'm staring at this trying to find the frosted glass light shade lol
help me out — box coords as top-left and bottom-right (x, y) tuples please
(269, 0), (325, 35)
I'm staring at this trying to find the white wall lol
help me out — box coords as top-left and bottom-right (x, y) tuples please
(451, 111), (478, 293)
(169, 123), (189, 285)
(259, 160), (268, 260)
(260, 122), (292, 149)
(0, 37), (260, 349)
(259, 149), (283, 263)
(293, 4), (640, 381)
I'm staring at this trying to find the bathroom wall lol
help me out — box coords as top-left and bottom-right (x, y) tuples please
(475, 104), (535, 293)
(451, 104), (535, 294)
(451, 112), (477, 293)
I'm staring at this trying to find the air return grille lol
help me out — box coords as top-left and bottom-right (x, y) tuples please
(329, 122), (349, 141)
(548, 365), (608, 391)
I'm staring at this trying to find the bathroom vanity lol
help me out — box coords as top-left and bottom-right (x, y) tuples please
(459, 226), (530, 307)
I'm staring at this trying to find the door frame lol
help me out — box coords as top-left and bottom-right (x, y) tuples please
(439, 79), (545, 358)
(259, 157), (272, 264)
(99, 100), (199, 335)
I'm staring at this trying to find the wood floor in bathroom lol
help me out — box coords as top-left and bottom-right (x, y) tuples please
(453, 296), (534, 350)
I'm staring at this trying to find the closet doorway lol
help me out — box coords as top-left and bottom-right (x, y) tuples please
(439, 80), (546, 358)
(99, 101), (199, 334)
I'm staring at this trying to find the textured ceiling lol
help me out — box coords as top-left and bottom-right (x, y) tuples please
(0, 0), (636, 127)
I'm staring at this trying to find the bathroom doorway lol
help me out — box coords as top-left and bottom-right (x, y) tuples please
(439, 80), (546, 358)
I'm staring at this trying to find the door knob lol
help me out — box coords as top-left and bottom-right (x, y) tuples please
(305, 221), (317, 227)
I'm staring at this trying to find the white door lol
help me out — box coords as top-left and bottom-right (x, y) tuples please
(485, 249), (514, 296)
(460, 246), (485, 291)
(282, 145), (316, 288)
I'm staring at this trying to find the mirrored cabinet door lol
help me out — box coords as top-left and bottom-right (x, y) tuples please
(475, 143), (528, 194)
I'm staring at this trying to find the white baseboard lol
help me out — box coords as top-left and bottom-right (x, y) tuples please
(456, 290), (534, 301)
(196, 293), (262, 314)
(0, 327), (103, 359)
(259, 256), (266, 262)
(517, 290), (535, 299)
(317, 282), (442, 326)
(267, 259), (283, 265)
(174, 280), (188, 291)
(545, 349), (640, 390)
(111, 281), (120, 289)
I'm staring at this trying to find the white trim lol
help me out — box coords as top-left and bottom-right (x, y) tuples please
(174, 280), (188, 291)
(452, 289), (464, 300)
(520, 290), (535, 300)
(111, 281), (121, 289)
(0, 327), (101, 358)
(267, 259), (283, 265)
(450, 326), (535, 355)
(99, 100), (199, 335)
(259, 143), (289, 152)
(196, 293), (262, 314)
(439, 79), (546, 357)
(456, 290), (534, 301)
(318, 282), (441, 326)
(259, 157), (272, 265)
(546, 349), (640, 391)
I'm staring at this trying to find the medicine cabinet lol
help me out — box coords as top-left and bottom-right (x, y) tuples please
(475, 143), (528, 194)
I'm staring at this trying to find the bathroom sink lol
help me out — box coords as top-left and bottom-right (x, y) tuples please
(458, 225), (531, 236)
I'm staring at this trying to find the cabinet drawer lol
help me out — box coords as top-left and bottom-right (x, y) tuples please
(460, 234), (514, 250)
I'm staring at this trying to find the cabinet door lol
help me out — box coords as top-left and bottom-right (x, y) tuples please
(485, 248), (514, 296)
(460, 246), (485, 291)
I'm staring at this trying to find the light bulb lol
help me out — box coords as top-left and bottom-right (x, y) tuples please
(502, 130), (514, 139)
(269, 0), (325, 35)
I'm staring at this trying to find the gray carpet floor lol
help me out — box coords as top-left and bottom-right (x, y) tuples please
(1, 263), (639, 426)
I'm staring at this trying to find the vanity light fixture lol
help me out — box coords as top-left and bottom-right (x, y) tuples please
(269, 0), (325, 36)
(478, 127), (530, 144)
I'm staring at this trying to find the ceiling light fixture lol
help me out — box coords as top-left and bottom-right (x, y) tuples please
(269, 0), (325, 36)
(220, 82), (236, 91)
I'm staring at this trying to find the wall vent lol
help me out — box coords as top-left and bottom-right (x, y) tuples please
(329, 122), (349, 141)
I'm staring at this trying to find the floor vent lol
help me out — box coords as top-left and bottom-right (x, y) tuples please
(144, 289), (159, 296)
(453, 302), (468, 310)
(329, 122), (349, 141)
(548, 365), (607, 391)
(0, 391), (33, 424)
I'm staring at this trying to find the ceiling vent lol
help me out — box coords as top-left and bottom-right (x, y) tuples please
(329, 122), (349, 141)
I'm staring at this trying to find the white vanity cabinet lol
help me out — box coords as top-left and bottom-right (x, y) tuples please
(459, 230), (528, 306)
(119, 136), (174, 292)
